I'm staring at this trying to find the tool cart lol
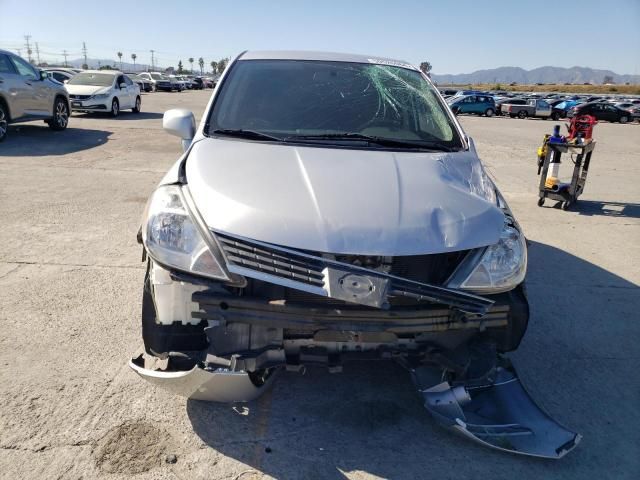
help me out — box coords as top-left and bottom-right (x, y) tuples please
(537, 141), (596, 210)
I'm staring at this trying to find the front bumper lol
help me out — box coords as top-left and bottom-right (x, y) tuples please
(70, 100), (108, 111)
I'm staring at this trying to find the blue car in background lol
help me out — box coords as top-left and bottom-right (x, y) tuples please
(447, 94), (496, 117)
(551, 100), (581, 120)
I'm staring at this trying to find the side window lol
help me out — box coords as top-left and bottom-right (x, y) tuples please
(52, 72), (67, 83)
(117, 75), (125, 86)
(0, 54), (16, 74)
(124, 76), (133, 86)
(10, 55), (37, 79)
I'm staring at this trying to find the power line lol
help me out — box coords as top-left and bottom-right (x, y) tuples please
(24, 35), (33, 63)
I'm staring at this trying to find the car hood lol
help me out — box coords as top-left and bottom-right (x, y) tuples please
(65, 85), (110, 95)
(185, 138), (504, 255)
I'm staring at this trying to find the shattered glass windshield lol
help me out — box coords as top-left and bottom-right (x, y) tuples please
(207, 60), (462, 149)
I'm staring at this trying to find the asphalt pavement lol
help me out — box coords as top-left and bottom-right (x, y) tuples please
(0, 90), (638, 479)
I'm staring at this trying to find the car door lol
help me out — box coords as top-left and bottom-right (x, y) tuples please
(459, 96), (474, 113)
(602, 104), (619, 122)
(123, 75), (137, 107)
(10, 54), (51, 115)
(536, 100), (551, 116)
(0, 53), (30, 119)
(115, 74), (131, 108)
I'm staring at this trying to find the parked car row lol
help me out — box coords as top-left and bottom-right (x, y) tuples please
(439, 88), (639, 123)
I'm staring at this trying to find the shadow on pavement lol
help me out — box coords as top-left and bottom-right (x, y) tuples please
(1, 125), (111, 156)
(186, 241), (639, 480)
(73, 111), (164, 121)
(571, 200), (640, 219)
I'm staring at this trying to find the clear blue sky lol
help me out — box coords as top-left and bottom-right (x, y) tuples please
(1, 0), (639, 74)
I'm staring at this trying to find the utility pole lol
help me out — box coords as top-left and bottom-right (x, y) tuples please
(24, 35), (33, 63)
(82, 42), (88, 68)
(62, 50), (69, 67)
(35, 42), (41, 66)
(150, 50), (155, 71)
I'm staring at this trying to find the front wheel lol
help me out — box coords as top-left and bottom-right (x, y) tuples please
(49, 98), (69, 131)
(0, 102), (8, 142)
(132, 96), (141, 113)
(619, 115), (629, 124)
(485, 108), (494, 117)
(551, 112), (560, 121)
(110, 98), (119, 117)
(517, 110), (528, 119)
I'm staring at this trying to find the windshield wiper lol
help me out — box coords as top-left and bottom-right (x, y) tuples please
(212, 129), (284, 142)
(288, 133), (455, 152)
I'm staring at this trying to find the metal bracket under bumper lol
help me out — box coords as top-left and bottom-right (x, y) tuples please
(412, 359), (581, 458)
(129, 356), (277, 402)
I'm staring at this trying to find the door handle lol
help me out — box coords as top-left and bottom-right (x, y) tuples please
(25, 81), (32, 86)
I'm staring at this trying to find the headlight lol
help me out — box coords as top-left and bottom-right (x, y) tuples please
(448, 218), (527, 294)
(92, 93), (110, 99)
(141, 185), (230, 281)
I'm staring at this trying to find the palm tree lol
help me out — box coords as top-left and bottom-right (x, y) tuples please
(198, 57), (204, 75)
(210, 61), (217, 74)
(117, 51), (123, 70)
(419, 61), (432, 76)
(131, 53), (137, 71)
(188, 57), (194, 74)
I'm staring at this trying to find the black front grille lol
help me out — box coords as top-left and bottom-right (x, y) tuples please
(69, 94), (91, 100)
(217, 233), (326, 287)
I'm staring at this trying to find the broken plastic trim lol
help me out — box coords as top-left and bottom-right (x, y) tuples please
(410, 357), (581, 458)
(129, 354), (277, 402)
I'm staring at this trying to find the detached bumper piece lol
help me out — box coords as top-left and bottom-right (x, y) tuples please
(411, 357), (581, 458)
(129, 354), (276, 402)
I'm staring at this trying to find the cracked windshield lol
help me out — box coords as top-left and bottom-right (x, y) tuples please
(209, 60), (461, 148)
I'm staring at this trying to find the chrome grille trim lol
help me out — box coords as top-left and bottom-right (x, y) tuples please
(214, 231), (493, 314)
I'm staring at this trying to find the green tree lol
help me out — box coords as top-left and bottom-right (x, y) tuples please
(117, 51), (123, 70)
(419, 61), (432, 76)
(210, 60), (217, 74)
(217, 58), (228, 74)
(131, 53), (137, 71)
(188, 57), (194, 73)
(198, 57), (204, 75)
(178, 60), (183, 74)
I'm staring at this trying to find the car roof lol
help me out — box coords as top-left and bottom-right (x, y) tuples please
(238, 50), (417, 70)
(79, 69), (121, 74)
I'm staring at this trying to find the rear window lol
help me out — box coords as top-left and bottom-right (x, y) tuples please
(208, 59), (463, 149)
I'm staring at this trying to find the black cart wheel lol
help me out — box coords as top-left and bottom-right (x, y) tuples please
(537, 197), (545, 207)
(562, 201), (571, 211)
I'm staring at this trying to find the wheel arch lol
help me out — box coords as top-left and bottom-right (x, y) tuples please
(0, 94), (12, 121)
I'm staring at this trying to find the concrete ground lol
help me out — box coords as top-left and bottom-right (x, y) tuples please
(0, 90), (638, 480)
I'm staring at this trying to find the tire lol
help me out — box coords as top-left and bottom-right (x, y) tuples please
(485, 108), (494, 117)
(551, 112), (560, 121)
(562, 201), (571, 211)
(110, 98), (119, 117)
(49, 97), (69, 131)
(619, 116), (629, 124)
(509, 113), (516, 118)
(132, 96), (141, 113)
(537, 197), (545, 207)
(517, 110), (528, 119)
(0, 102), (8, 142)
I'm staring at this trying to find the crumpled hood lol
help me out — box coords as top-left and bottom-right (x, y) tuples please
(65, 85), (110, 96)
(185, 138), (504, 255)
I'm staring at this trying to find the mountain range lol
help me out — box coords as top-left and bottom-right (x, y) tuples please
(431, 66), (640, 85)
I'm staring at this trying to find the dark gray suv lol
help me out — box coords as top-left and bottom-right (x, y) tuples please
(0, 49), (70, 142)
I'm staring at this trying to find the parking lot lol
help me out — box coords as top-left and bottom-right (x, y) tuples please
(0, 89), (638, 479)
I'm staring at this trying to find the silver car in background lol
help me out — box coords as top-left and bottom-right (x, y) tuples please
(0, 49), (70, 142)
(130, 51), (580, 459)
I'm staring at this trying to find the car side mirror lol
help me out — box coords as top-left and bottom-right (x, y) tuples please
(163, 109), (196, 152)
(40, 70), (49, 80)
